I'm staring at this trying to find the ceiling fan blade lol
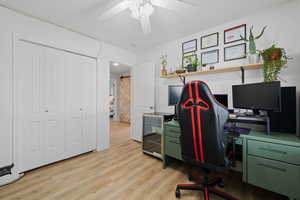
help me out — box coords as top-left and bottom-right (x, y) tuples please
(140, 15), (152, 34)
(97, 0), (129, 21)
(151, 0), (196, 12)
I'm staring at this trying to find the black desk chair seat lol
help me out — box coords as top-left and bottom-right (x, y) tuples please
(175, 81), (239, 200)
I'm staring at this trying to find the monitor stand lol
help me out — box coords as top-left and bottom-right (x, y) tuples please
(236, 109), (267, 118)
(229, 113), (271, 135)
(252, 109), (260, 116)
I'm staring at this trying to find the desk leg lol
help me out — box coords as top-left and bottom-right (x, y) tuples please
(163, 156), (170, 169)
(242, 138), (247, 183)
(232, 137), (236, 168)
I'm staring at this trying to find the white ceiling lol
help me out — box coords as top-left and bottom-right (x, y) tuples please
(110, 62), (131, 75)
(0, 0), (290, 52)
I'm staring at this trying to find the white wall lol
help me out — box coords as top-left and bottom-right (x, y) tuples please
(137, 0), (300, 123)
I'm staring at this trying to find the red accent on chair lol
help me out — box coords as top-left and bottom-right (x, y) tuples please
(204, 188), (209, 200)
(181, 81), (210, 163)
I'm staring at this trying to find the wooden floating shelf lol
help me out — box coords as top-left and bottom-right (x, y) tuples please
(160, 63), (263, 79)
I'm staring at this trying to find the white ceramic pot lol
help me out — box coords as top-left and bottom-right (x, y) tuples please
(248, 53), (261, 64)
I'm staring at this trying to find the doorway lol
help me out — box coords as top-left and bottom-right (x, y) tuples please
(109, 61), (132, 146)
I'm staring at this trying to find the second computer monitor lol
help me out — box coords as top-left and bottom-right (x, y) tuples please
(232, 81), (281, 112)
(214, 94), (228, 108)
(168, 85), (183, 106)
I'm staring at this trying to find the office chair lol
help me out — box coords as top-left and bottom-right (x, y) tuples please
(175, 81), (239, 200)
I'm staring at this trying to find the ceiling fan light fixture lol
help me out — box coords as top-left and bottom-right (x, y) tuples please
(112, 62), (120, 66)
(142, 3), (154, 17)
(127, 0), (154, 20)
(131, 8), (140, 19)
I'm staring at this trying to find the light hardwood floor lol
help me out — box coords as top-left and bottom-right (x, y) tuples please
(0, 121), (287, 200)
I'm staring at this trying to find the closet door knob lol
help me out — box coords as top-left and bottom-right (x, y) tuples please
(45, 110), (49, 112)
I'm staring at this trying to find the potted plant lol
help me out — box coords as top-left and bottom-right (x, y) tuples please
(160, 55), (168, 76)
(184, 54), (198, 72)
(260, 44), (290, 82)
(241, 26), (267, 64)
(201, 63), (208, 71)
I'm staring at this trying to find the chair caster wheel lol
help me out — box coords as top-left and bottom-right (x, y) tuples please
(188, 174), (193, 181)
(217, 180), (225, 188)
(175, 189), (181, 198)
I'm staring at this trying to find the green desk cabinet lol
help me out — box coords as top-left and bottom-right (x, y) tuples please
(164, 121), (182, 162)
(163, 120), (300, 200)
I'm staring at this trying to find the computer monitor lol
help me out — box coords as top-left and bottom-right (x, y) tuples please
(214, 94), (228, 108)
(232, 81), (281, 112)
(168, 85), (183, 106)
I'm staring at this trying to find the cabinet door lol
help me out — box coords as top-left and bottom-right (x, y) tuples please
(82, 57), (97, 152)
(15, 41), (45, 172)
(65, 53), (84, 157)
(42, 47), (66, 164)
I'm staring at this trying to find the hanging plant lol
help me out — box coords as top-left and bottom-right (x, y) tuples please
(260, 45), (291, 82)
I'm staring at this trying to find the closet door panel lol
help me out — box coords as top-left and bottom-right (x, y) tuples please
(65, 54), (84, 157)
(42, 48), (65, 163)
(82, 58), (97, 152)
(0, 32), (13, 168)
(15, 42), (45, 172)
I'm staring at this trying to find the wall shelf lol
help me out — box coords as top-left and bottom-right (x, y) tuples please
(160, 63), (263, 79)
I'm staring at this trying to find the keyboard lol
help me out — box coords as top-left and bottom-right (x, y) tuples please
(224, 126), (251, 135)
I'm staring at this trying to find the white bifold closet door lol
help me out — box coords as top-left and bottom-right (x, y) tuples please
(15, 40), (96, 173)
(65, 53), (97, 158)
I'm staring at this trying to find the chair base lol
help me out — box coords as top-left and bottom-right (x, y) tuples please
(176, 176), (239, 200)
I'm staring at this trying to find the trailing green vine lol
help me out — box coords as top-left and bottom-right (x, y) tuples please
(260, 45), (291, 82)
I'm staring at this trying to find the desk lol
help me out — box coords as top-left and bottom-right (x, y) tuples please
(163, 120), (300, 200)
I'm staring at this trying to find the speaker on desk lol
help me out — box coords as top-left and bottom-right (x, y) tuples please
(269, 87), (297, 134)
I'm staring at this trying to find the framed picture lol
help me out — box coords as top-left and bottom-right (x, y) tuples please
(201, 50), (219, 65)
(182, 39), (197, 54)
(224, 43), (247, 61)
(182, 53), (197, 68)
(201, 32), (219, 49)
(224, 24), (246, 44)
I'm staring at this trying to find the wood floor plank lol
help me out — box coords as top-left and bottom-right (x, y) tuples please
(0, 121), (288, 200)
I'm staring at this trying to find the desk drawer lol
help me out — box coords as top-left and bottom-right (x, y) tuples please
(247, 140), (300, 165)
(247, 155), (300, 199)
(165, 126), (181, 138)
(165, 136), (182, 160)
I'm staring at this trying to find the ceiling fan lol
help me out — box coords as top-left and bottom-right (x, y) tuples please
(97, 0), (196, 34)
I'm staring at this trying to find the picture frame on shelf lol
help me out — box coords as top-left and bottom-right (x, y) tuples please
(201, 32), (219, 49)
(182, 39), (197, 54)
(182, 53), (197, 68)
(201, 49), (219, 65)
(224, 43), (247, 61)
(224, 24), (246, 44)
